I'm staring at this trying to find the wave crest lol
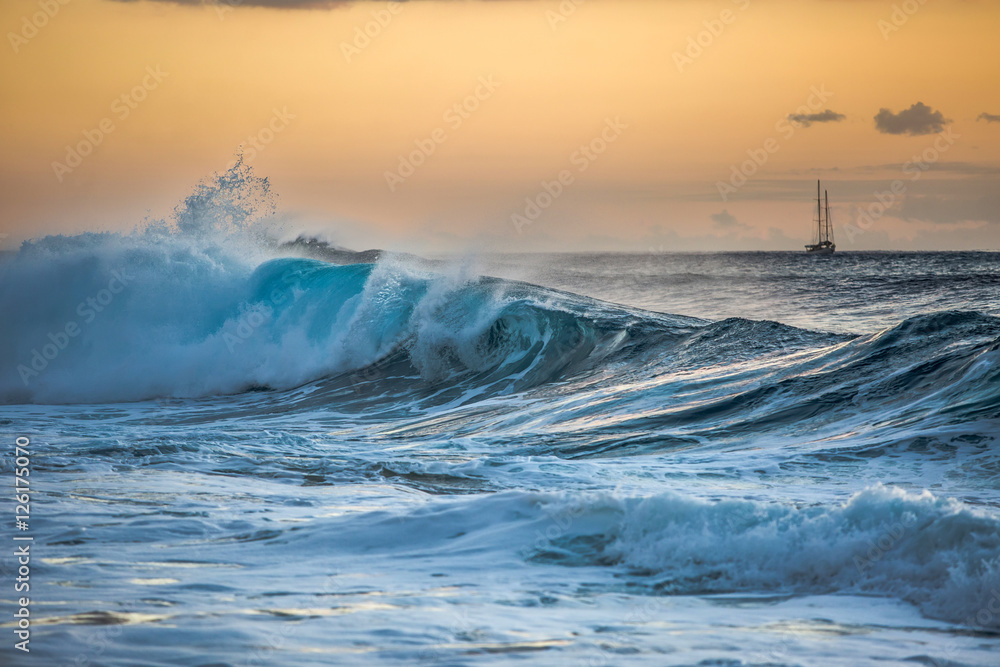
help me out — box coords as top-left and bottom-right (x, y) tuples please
(532, 485), (1000, 628)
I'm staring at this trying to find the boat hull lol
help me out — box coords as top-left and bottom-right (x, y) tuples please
(805, 244), (835, 254)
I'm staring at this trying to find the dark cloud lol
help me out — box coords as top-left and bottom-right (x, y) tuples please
(711, 209), (744, 228)
(979, 112), (1000, 123)
(854, 161), (1000, 176)
(787, 109), (845, 128)
(109, 0), (353, 8)
(874, 102), (949, 136)
(898, 191), (1000, 225)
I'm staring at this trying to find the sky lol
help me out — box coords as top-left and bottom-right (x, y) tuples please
(1, 0), (998, 252)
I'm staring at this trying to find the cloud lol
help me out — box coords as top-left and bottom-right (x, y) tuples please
(898, 191), (1000, 225)
(853, 161), (1000, 176)
(109, 0), (352, 8)
(787, 109), (846, 128)
(710, 209), (745, 229)
(874, 102), (949, 136)
(978, 112), (1000, 123)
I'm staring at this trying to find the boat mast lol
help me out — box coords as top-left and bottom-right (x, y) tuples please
(824, 189), (832, 244)
(816, 180), (822, 244)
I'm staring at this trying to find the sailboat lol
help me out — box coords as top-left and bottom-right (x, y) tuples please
(805, 180), (836, 254)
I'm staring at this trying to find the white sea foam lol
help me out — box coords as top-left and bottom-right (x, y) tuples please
(573, 484), (1000, 628)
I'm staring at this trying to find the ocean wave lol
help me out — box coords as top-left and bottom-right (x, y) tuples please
(3, 223), (999, 443)
(279, 484), (1000, 629)
(528, 485), (1000, 628)
(2, 161), (998, 452)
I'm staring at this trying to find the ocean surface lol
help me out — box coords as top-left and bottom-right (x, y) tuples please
(2, 172), (1000, 666)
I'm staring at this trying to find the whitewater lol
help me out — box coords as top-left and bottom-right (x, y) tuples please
(1, 164), (999, 666)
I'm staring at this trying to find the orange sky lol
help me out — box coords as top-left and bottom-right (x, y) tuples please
(1, 0), (999, 251)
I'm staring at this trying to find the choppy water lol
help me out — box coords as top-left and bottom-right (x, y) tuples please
(2, 169), (999, 666)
